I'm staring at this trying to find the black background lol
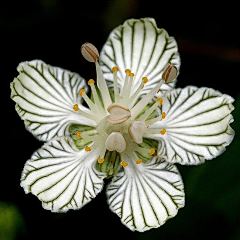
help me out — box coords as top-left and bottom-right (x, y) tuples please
(1, 1), (240, 239)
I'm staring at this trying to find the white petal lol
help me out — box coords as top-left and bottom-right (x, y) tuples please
(10, 60), (95, 142)
(106, 157), (184, 232)
(100, 18), (180, 96)
(21, 137), (106, 212)
(146, 86), (235, 165)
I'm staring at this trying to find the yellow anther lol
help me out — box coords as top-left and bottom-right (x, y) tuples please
(162, 112), (166, 119)
(73, 104), (79, 111)
(79, 89), (85, 96)
(121, 161), (128, 167)
(160, 128), (166, 135)
(112, 66), (119, 72)
(142, 77), (148, 84)
(129, 72), (135, 77)
(88, 79), (95, 85)
(157, 98), (163, 105)
(136, 159), (142, 164)
(125, 69), (131, 73)
(85, 146), (91, 152)
(149, 148), (155, 155)
(76, 131), (82, 138)
(98, 157), (104, 164)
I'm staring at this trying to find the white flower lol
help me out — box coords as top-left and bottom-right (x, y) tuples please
(10, 18), (235, 232)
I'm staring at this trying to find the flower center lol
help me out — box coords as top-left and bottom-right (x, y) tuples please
(70, 43), (177, 174)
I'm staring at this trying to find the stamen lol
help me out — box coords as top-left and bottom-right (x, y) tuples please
(98, 157), (104, 163)
(136, 158), (142, 164)
(73, 103), (96, 121)
(88, 79), (105, 116)
(128, 121), (147, 144)
(131, 80), (164, 120)
(73, 104), (79, 111)
(157, 98), (163, 105)
(97, 115), (109, 133)
(122, 72), (134, 103)
(121, 161), (128, 167)
(99, 146), (107, 159)
(80, 88), (99, 113)
(81, 42), (100, 62)
(162, 112), (166, 119)
(95, 61), (112, 108)
(145, 115), (163, 127)
(85, 146), (91, 151)
(162, 62), (178, 83)
(149, 148), (155, 155)
(137, 100), (160, 121)
(112, 66), (119, 72)
(107, 103), (131, 124)
(128, 77), (147, 106)
(79, 89), (85, 96)
(105, 132), (126, 153)
(112, 66), (120, 102)
(142, 77), (148, 84)
(76, 131), (82, 138)
(134, 145), (153, 154)
(120, 69), (131, 97)
(160, 128), (166, 135)
(88, 79), (95, 85)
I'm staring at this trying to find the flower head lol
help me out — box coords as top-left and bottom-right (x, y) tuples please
(10, 18), (235, 232)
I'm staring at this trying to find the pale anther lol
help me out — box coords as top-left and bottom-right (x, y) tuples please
(81, 42), (99, 62)
(107, 103), (131, 124)
(105, 132), (126, 153)
(162, 62), (178, 83)
(128, 121), (147, 144)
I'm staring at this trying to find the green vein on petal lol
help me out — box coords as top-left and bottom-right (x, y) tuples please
(106, 157), (184, 232)
(10, 60), (95, 142)
(99, 18), (180, 98)
(21, 136), (106, 212)
(145, 86), (235, 165)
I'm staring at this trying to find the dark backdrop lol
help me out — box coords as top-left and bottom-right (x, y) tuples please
(1, 1), (240, 239)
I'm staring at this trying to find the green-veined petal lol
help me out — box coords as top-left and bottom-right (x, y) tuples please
(146, 86), (235, 165)
(10, 60), (95, 142)
(106, 157), (184, 232)
(21, 136), (106, 212)
(99, 18), (180, 97)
